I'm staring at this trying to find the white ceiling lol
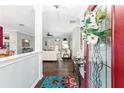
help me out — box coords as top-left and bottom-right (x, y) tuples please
(43, 5), (88, 37)
(0, 6), (35, 35)
(0, 6), (88, 37)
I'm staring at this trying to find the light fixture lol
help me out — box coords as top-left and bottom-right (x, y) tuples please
(19, 24), (24, 26)
(69, 20), (76, 24)
(53, 5), (61, 9)
(46, 32), (53, 37)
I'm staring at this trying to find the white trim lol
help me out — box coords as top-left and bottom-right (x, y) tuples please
(30, 74), (43, 88)
(0, 51), (42, 68)
(17, 30), (35, 37)
(38, 52), (42, 79)
(0, 24), (4, 27)
(4, 29), (34, 37)
(31, 78), (40, 88)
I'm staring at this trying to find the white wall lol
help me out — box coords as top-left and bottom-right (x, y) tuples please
(10, 32), (18, 54)
(0, 6), (43, 88)
(3, 31), (35, 54)
(43, 36), (70, 51)
(17, 32), (35, 54)
(0, 52), (41, 88)
(3, 31), (18, 54)
(43, 36), (55, 50)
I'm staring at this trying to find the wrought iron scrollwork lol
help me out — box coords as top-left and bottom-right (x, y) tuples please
(92, 45), (103, 88)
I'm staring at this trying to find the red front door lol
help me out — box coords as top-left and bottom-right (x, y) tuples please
(112, 5), (124, 88)
(0, 26), (3, 49)
(84, 41), (88, 88)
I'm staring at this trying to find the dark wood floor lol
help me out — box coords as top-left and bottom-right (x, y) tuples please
(42, 59), (84, 88)
(43, 59), (74, 76)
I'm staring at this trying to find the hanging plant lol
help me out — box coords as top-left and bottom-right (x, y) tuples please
(81, 7), (108, 45)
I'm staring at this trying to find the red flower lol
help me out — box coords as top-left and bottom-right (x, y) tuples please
(61, 80), (64, 82)
(52, 80), (59, 84)
(62, 83), (65, 86)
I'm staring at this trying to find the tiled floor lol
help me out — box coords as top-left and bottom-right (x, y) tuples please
(35, 59), (84, 88)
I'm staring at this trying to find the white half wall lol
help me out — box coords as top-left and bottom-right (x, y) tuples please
(0, 51), (42, 88)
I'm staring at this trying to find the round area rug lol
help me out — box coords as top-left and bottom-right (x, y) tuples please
(40, 75), (78, 88)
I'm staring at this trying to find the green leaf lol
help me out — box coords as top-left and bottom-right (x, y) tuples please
(86, 18), (92, 24)
(97, 37), (102, 44)
(100, 31), (108, 37)
(80, 27), (83, 30)
(96, 9), (106, 23)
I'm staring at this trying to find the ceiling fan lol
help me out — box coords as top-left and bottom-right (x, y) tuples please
(53, 5), (61, 9)
(46, 32), (53, 37)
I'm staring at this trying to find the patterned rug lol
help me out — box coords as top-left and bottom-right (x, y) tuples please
(38, 75), (78, 88)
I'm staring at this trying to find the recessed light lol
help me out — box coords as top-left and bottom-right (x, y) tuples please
(19, 24), (24, 26)
(69, 20), (76, 23)
(53, 5), (61, 9)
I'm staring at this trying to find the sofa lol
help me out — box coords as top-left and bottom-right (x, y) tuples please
(43, 51), (57, 61)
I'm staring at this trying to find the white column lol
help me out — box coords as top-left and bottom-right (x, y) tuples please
(34, 6), (42, 52)
(34, 6), (43, 79)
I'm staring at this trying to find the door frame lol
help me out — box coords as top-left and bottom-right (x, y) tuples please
(111, 5), (115, 88)
(84, 41), (89, 88)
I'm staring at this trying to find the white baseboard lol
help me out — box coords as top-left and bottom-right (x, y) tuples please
(31, 75), (43, 88)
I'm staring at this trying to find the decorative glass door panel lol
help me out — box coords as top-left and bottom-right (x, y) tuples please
(88, 42), (111, 88)
(81, 5), (111, 88)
